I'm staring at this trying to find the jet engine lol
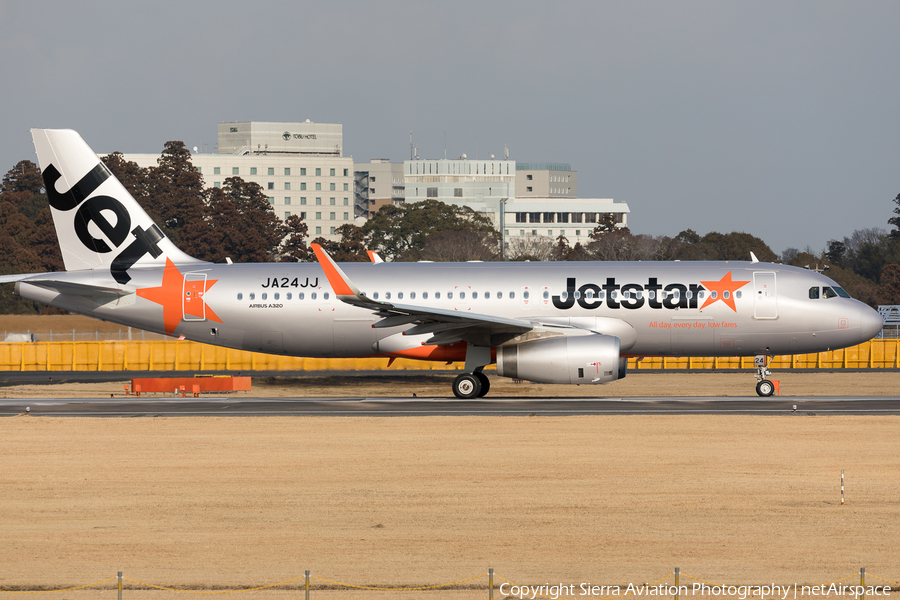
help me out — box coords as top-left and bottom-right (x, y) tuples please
(496, 333), (624, 384)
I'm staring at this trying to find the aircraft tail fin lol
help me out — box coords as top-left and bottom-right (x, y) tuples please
(31, 129), (200, 284)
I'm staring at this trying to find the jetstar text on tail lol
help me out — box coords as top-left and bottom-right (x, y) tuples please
(43, 163), (164, 285)
(552, 274), (750, 311)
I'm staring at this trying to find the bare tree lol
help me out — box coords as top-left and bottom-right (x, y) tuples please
(418, 230), (499, 262)
(506, 236), (553, 261)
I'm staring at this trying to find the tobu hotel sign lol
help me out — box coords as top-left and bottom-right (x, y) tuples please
(282, 131), (317, 141)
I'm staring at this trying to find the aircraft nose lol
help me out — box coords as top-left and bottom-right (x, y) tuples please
(858, 304), (884, 342)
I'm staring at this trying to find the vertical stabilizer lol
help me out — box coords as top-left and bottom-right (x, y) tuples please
(31, 129), (202, 283)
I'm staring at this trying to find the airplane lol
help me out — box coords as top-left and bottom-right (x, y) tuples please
(1, 129), (885, 398)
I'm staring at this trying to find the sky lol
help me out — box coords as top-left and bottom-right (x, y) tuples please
(1, 1), (898, 256)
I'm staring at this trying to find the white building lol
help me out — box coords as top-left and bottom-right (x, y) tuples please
(122, 121), (360, 241)
(503, 197), (629, 246)
(402, 158), (628, 246)
(403, 158), (515, 229)
(515, 162), (578, 198)
(354, 159), (405, 217)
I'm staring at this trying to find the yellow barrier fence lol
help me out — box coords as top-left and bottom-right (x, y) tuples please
(0, 339), (899, 373)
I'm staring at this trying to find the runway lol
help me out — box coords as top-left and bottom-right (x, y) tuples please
(1, 396), (899, 416)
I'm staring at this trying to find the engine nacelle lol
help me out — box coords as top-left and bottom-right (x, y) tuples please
(496, 334), (623, 384)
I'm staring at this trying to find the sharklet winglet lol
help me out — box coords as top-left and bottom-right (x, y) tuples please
(311, 243), (365, 301)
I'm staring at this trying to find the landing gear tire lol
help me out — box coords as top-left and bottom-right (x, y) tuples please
(756, 380), (775, 397)
(452, 373), (482, 399)
(474, 372), (490, 397)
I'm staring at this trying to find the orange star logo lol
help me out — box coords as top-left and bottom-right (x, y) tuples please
(136, 258), (222, 335)
(699, 271), (750, 312)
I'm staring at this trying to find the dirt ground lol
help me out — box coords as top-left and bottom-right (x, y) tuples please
(1, 416), (898, 600)
(1, 317), (898, 599)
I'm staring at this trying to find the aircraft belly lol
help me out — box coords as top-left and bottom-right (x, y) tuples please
(333, 318), (377, 356)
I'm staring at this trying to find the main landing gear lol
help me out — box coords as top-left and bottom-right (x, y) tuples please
(452, 369), (490, 399)
(754, 354), (775, 397)
(452, 345), (493, 399)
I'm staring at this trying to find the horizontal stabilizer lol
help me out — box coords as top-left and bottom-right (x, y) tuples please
(0, 273), (45, 284)
(24, 279), (132, 298)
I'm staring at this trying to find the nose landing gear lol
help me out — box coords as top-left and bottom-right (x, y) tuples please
(754, 354), (775, 396)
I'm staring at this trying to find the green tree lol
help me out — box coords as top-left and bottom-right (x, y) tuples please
(277, 214), (311, 262)
(673, 231), (777, 262)
(675, 229), (701, 245)
(309, 224), (368, 262)
(144, 142), (205, 243)
(551, 234), (571, 261)
(195, 177), (285, 263)
(888, 193), (900, 238)
(1, 160), (43, 196)
(102, 152), (150, 207)
(825, 240), (846, 266)
(589, 213), (629, 240)
(877, 264), (900, 304)
(362, 200), (499, 261)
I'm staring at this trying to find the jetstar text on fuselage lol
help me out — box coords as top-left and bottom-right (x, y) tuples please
(552, 276), (743, 310)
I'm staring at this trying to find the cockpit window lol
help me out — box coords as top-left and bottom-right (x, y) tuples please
(834, 287), (851, 298)
(823, 286), (838, 299)
(809, 287), (820, 299)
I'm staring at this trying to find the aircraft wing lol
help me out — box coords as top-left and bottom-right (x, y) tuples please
(312, 244), (533, 343)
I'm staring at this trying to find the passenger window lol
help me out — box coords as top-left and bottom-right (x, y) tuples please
(435, 292), (441, 299)
(496, 291), (502, 299)
(823, 287), (837, 299)
(543, 291), (549, 299)
(523, 291), (530, 299)
(561, 291), (568, 300)
(472, 292), (478, 299)
(585, 290), (593, 299)
(834, 287), (851, 298)
(398, 292), (403, 299)
(311, 292), (317, 300)
(262, 293), (267, 300)
(509, 292), (515, 299)
(723, 291), (730, 299)
(274, 293), (279, 300)
(237, 293), (243, 300)
(299, 292), (305, 300)
(460, 292), (465, 299)
(735, 291), (741, 298)
(711, 291), (718, 299)
(423, 292), (429, 299)
(250, 293), (255, 300)
(574, 291), (581, 299)
(697, 291), (704, 299)
(447, 291), (453, 299)
(809, 287), (820, 299)
(286, 293), (292, 300)
(373, 292), (379, 299)
(324, 292), (330, 300)
(385, 292), (391, 300)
